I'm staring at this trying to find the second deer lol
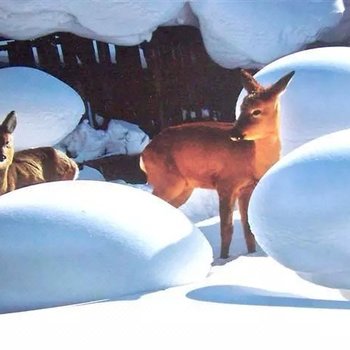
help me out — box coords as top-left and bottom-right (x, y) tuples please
(0, 111), (79, 195)
(140, 69), (294, 259)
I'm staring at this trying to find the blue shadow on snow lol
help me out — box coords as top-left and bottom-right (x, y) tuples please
(186, 285), (350, 310)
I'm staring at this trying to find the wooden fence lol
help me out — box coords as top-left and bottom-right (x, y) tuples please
(0, 26), (244, 136)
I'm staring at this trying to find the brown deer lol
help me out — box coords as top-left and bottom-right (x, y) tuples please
(140, 69), (294, 259)
(0, 111), (79, 195)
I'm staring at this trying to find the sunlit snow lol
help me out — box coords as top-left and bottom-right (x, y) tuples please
(0, 181), (212, 313)
(0, 67), (84, 151)
(236, 47), (350, 155)
(0, 1), (346, 68)
(249, 128), (350, 289)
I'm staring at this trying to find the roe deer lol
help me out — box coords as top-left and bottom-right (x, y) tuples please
(140, 69), (295, 259)
(0, 111), (79, 195)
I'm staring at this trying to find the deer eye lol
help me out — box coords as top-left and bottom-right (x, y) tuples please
(251, 109), (262, 118)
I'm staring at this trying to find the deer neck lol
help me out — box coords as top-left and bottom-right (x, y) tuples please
(0, 167), (10, 195)
(253, 117), (281, 179)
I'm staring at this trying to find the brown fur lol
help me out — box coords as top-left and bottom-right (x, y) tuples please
(140, 70), (294, 259)
(0, 111), (78, 195)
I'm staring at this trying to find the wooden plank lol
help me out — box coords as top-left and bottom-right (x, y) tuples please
(7, 40), (35, 66)
(34, 35), (61, 70)
(75, 37), (96, 65)
(116, 46), (142, 73)
(57, 33), (79, 67)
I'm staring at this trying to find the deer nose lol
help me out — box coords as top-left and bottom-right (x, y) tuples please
(0, 154), (6, 162)
(230, 128), (244, 141)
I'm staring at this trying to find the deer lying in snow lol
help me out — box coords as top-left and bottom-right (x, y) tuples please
(140, 69), (295, 259)
(0, 111), (78, 195)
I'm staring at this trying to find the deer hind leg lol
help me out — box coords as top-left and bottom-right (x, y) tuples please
(238, 185), (256, 253)
(218, 188), (236, 259)
(151, 173), (191, 208)
(170, 187), (194, 208)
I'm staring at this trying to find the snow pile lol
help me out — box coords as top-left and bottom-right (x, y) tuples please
(2, 255), (350, 349)
(0, 181), (212, 313)
(0, 1), (185, 46)
(236, 47), (350, 155)
(0, 1), (345, 68)
(0, 66), (84, 151)
(248, 129), (350, 289)
(57, 119), (149, 163)
(191, 1), (343, 68)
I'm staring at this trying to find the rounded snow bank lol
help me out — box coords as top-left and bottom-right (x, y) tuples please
(248, 129), (350, 289)
(0, 181), (212, 313)
(0, 66), (85, 151)
(236, 47), (350, 155)
(191, 1), (343, 68)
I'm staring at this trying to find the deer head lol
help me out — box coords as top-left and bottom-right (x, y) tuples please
(231, 70), (295, 141)
(0, 111), (17, 169)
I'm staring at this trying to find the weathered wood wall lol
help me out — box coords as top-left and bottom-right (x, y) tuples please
(0, 26), (244, 136)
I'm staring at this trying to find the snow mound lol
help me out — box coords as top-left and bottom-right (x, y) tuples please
(236, 47), (350, 155)
(0, 1), (185, 45)
(0, 181), (212, 313)
(0, 66), (84, 151)
(248, 129), (350, 289)
(57, 119), (149, 163)
(0, 1), (345, 68)
(190, 1), (343, 68)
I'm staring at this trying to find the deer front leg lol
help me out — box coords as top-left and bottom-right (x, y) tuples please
(218, 190), (236, 259)
(238, 185), (256, 253)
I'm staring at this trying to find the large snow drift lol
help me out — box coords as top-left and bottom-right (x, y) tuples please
(236, 47), (350, 155)
(0, 1), (345, 68)
(0, 1), (185, 46)
(190, 1), (343, 68)
(0, 67), (84, 151)
(0, 181), (212, 313)
(248, 129), (350, 289)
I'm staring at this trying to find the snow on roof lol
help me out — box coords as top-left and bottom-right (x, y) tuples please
(0, 1), (346, 68)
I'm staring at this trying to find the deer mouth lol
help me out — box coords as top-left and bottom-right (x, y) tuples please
(230, 129), (245, 141)
(230, 135), (244, 141)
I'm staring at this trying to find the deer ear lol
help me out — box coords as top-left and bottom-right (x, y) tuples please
(268, 71), (295, 96)
(1, 111), (17, 134)
(240, 69), (262, 94)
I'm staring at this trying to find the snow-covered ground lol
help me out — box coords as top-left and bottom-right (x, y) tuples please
(1, 255), (350, 349)
(1, 2), (350, 347)
(1, 58), (350, 333)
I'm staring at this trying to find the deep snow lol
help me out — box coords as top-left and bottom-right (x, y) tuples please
(0, 67), (84, 151)
(0, 181), (212, 313)
(236, 47), (350, 155)
(249, 128), (350, 289)
(0, 1), (346, 68)
(1, 2), (350, 346)
(1, 255), (349, 349)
